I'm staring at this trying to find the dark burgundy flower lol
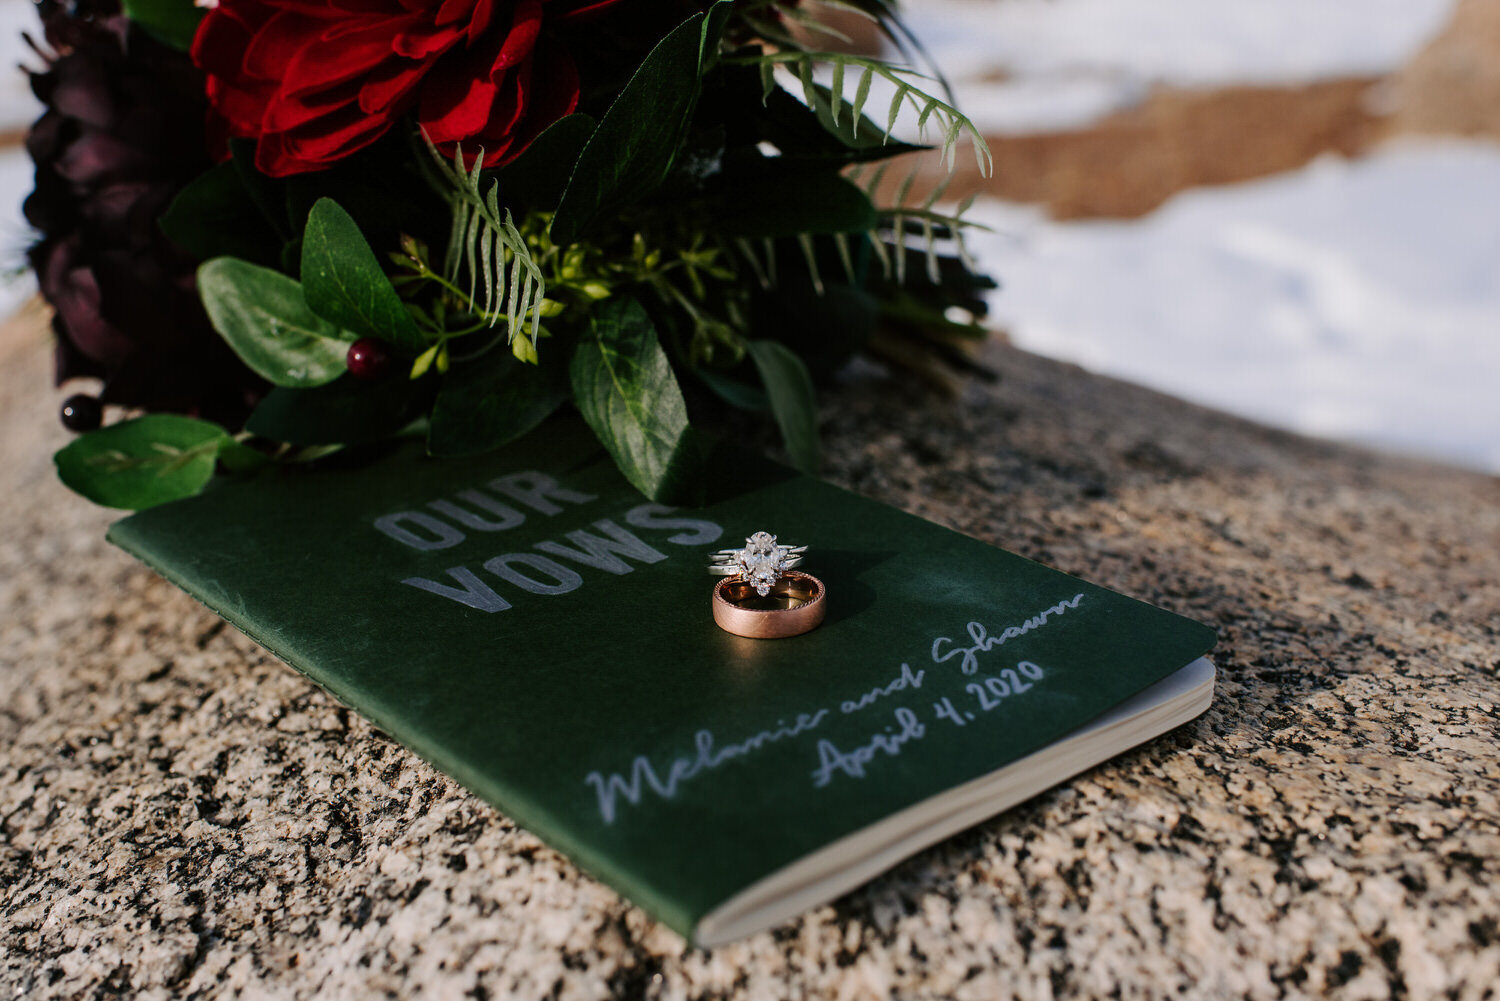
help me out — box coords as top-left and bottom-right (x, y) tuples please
(25, 0), (262, 424)
(192, 0), (629, 178)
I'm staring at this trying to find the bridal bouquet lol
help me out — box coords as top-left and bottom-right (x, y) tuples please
(28, 0), (993, 508)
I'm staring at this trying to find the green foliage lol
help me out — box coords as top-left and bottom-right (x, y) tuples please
(245, 375), (430, 447)
(843, 157), (990, 288)
(420, 135), (547, 349)
(121, 0), (204, 51)
(198, 257), (355, 387)
(301, 199), (425, 352)
(733, 50), (993, 175)
(753, 279), (880, 375)
(228, 139), (293, 242)
(551, 4), (731, 245)
(160, 162), (281, 267)
(53, 0), (1002, 511)
(719, 66), (925, 167)
(491, 114), (596, 212)
(706, 166), (875, 239)
(54, 415), (237, 510)
(428, 347), (571, 457)
(697, 368), (770, 411)
(570, 298), (695, 500)
(745, 339), (821, 474)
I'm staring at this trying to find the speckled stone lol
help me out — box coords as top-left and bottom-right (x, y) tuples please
(2, 309), (1497, 1000)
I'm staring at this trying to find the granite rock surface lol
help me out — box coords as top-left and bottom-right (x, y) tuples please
(1, 310), (1497, 1000)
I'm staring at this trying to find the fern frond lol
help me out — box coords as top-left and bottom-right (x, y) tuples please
(731, 50), (993, 177)
(734, 237), (773, 289)
(419, 131), (547, 344)
(853, 158), (991, 288)
(833, 232), (857, 284)
(777, 3), (856, 45)
(796, 233), (824, 295)
(851, 66), (874, 138)
(878, 204), (991, 287)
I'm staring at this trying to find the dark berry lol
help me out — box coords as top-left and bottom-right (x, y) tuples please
(60, 393), (102, 432)
(346, 338), (393, 380)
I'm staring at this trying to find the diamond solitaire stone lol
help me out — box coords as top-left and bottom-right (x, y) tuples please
(707, 531), (808, 593)
(734, 532), (790, 597)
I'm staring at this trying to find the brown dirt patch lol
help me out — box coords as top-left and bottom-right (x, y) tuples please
(895, 77), (1385, 220)
(884, 0), (1500, 220)
(1385, 0), (1500, 140)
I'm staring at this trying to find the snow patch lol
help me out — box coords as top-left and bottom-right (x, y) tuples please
(905, 0), (1458, 134)
(968, 142), (1500, 473)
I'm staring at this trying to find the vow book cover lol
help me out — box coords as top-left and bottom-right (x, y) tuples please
(108, 420), (1217, 944)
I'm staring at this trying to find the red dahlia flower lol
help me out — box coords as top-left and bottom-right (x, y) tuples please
(192, 0), (627, 178)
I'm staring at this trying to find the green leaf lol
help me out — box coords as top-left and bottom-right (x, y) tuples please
(121, 0), (205, 51)
(300, 198), (425, 352)
(551, 4), (730, 245)
(160, 162), (281, 266)
(730, 66), (925, 166)
(745, 340), (820, 474)
(708, 166), (876, 238)
(697, 368), (770, 411)
(229, 138), (291, 241)
(55, 415), (231, 510)
(755, 282), (879, 375)
(198, 257), (354, 388)
(699, 0), (734, 68)
(427, 348), (570, 458)
(246, 374), (431, 447)
(216, 438), (270, 474)
(570, 298), (695, 500)
(491, 114), (595, 212)
(806, 81), (924, 155)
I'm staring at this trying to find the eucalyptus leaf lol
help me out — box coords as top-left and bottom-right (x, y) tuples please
(552, 3), (731, 244)
(699, 0), (734, 68)
(428, 348), (570, 458)
(121, 0), (204, 51)
(246, 374), (431, 446)
(198, 257), (354, 388)
(160, 162), (281, 266)
(492, 114), (596, 212)
(301, 198), (425, 351)
(217, 438), (271, 474)
(745, 340), (821, 474)
(54, 415), (231, 510)
(570, 298), (695, 500)
(697, 368), (770, 412)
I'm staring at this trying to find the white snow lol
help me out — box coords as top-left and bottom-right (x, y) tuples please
(967, 142), (1500, 473)
(904, 0), (1457, 133)
(0, 145), (35, 321)
(0, 0), (44, 319)
(0, 0), (43, 132)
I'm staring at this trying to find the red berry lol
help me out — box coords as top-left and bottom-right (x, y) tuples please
(346, 338), (392, 380)
(60, 394), (102, 432)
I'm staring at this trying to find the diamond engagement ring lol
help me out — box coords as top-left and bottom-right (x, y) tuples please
(707, 531), (808, 597)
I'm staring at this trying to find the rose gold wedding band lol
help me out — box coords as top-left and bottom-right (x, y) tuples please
(712, 571), (826, 639)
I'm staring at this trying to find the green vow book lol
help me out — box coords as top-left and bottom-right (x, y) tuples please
(108, 420), (1217, 945)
